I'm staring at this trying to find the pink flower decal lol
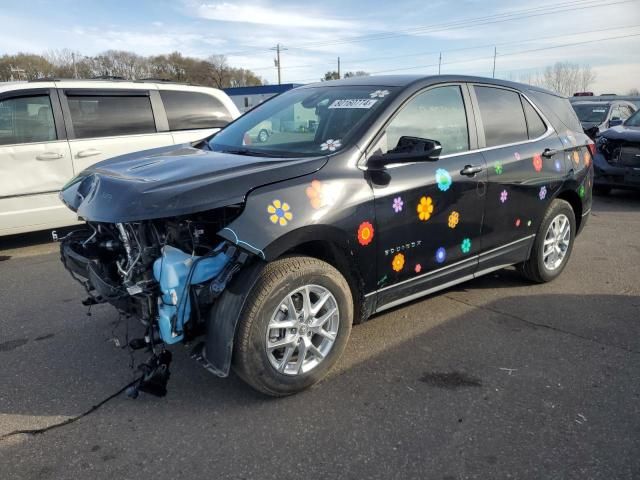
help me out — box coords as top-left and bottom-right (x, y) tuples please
(415, 263), (422, 273)
(533, 154), (543, 172)
(500, 189), (508, 203)
(320, 139), (342, 152)
(515, 218), (521, 227)
(392, 196), (404, 213)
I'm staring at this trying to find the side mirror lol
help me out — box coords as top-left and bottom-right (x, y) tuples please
(368, 136), (442, 170)
(608, 118), (623, 127)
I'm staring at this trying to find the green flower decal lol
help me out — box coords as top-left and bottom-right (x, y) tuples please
(461, 238), (472, 254)
(578, 185), (585, 198)
(494, 162), (503, 175)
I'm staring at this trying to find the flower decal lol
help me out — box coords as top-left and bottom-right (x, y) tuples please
(583, 150), (591, 167)
(267, 199), (293, 226)
(500, 189), (508, 203)
(435, 168), (452, 192)
(572, 150), (580, 166)
(460, 238), (472, 254)
(514, 152), (521, 161)
(305, 180), (324, 209)
(578, 185), (585, 198)
(417, 196), (434, 221)
(357, 221), (374, 246)
(533, 154), (543, 172)
(494, 162), (503, 175)
(539, 186), (547, 200)
(320, 139), (342, 152)
(415, 263), (422, 273)
(392, 253), (405, 272)
(392, 196), (404, 213)
(369, 89), (389, 98)
(554, 158), (563, 172)
(527, 220), (532, 227)
(448, 211), (460, 229)
(435, 247), (446, 264)
(515, 218), (521, 227)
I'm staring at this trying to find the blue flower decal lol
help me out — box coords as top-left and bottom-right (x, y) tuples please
(435, 247), (446, 264)
(435, 168), (452, 192)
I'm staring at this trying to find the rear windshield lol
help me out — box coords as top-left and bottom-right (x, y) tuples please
(572, 104), (610, 123)
(209, 85), (397, 157)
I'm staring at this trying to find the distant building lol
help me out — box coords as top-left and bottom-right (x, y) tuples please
(223, 84), (303, 113)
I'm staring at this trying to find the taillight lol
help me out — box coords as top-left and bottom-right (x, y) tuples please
(587, 141), (596, 156)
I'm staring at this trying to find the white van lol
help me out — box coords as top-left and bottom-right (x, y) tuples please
(0, 80), (240, 236)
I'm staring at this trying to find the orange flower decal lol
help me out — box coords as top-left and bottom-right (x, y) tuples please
(583, 150), (591, 167)
(357, 221), (374, 246)
(305, 180), (324, 209)
(448, 211), (460, 229)
(392, 253), (405, 272)
(572, 150), (580, 166)
(417, 196), (434, 221)
(532, 154), (543, 172)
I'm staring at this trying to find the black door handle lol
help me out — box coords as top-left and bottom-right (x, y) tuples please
(542, 148), (558, 158)
(460, 164), (484, 176)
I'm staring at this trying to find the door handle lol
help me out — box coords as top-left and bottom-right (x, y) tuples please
(542, 148), (558, 158)
(36, 152), (64, 161)
(460, 164), (484, 176)
(76, 148), (102, 158)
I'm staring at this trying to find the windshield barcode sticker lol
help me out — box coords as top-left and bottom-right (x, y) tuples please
(328, 99), (378, 109)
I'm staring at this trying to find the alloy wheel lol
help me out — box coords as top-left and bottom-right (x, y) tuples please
(542, 213), (571, 271)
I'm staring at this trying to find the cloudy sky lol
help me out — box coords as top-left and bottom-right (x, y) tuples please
(2, 0), (640, 92)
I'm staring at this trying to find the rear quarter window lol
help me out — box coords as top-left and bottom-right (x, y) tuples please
(522, 97), (547, 139)
(160, 90), (233, 130)
(526, 90), (582, 133)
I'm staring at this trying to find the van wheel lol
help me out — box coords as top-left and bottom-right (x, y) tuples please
(233, 256), (353, 396)
(258, 129), (269, 143)
(518, 199), (576, 283)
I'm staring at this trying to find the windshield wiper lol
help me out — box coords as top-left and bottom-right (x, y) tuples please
(221, 148), (281, 158)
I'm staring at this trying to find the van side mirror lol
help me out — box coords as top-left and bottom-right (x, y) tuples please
(368, 136), (442, 170)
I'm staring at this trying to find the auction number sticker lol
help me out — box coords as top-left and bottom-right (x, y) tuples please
(328, 98), (378, 109)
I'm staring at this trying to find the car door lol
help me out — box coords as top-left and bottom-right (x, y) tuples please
(0, 88), (75, 236)
(60, 88), (174, 172)
(366, 84), (487, 310)
(470, 84), (565, 271)
(159, 89), (237, 144)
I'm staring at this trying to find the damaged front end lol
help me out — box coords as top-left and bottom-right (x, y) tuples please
(59, 207), (251, 397)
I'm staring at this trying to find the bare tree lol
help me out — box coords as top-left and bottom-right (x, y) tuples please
(627, 88), (640, 96)
(532, 62), (596, 96)
(578, 65), (596, 92)
(208, 54), (229, 88)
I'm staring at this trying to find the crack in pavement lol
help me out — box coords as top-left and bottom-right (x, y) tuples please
(0, 379), (138, 442)
(443, 294), (640, 355)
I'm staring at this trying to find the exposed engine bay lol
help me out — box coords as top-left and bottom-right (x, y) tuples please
(58, 206), (252, 397)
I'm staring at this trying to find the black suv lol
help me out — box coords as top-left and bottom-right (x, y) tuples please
(59, 75), (593, 396)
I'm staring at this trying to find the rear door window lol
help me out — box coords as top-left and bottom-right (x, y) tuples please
(160, 90), (233, 130)
(521, 97), (547, 139)
(0, 95), (57, 145)
(474, 86), (528, 147)
(66, 93), (156, 139)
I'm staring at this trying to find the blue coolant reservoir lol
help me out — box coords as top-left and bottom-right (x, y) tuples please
(153, 245), (230, 344)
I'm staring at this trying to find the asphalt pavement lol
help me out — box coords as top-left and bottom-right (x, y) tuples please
(1, 191), (639, 480)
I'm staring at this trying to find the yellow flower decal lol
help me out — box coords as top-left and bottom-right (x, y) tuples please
(392, 253), (405, 272)
(267, 199), (293, 226)
(417, 196), (434, 221)
(448, 211), (459, 229)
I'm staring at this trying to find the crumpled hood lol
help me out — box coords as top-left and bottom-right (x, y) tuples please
(60, 144), (327, 223)
(599, 124), (640, 142)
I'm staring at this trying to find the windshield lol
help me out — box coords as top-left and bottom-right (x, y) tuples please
(209, 85), (397, 157)
(625, 109), (640, 127)
(573, 104), (610, 123)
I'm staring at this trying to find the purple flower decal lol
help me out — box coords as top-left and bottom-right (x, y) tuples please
(554, 158), (563, 172)
(500, 189), (508, 203)
(435, 247), (446, 264)
(514, 152), (521, 161)
(539, 186), (547, 200)
(392, 196), (404, 213)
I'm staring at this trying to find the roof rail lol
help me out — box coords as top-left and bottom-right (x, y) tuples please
(91, 75), (126, 80)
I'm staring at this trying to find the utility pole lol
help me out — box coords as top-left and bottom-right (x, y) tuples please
(492, 46), (497, 78)
(72, 52), (78, 79)
(271, 44), (287, 85)
(438, 52), (442, 74)
(337, 57), (341, 79)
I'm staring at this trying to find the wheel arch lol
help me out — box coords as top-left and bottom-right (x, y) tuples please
(555, 188), (583, 231)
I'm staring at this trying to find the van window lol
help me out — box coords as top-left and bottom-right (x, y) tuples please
(67, 94), (156, 139)
(385, 85), (469, 155)
(0, 95), (57, 145)
(474, 86), (528, 147)
(522, 97), (547, 139)
(160, 91), (233, 130)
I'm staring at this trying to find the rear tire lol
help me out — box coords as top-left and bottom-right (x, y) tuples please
(233, 256), (353, 396)
(518, 199), (576, 283)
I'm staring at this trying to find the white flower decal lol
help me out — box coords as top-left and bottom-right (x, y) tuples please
(369, 89), (389, 98)
(320, 139), (342, 152)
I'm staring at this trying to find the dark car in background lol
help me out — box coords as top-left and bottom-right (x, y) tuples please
(57, 75), (593, 396)
(571, 100), (636, 138)
(592, 108), (640, 194)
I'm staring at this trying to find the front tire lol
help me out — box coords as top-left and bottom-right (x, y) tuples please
(518, 199), (576, 283)
(233, 256), (353, 396)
